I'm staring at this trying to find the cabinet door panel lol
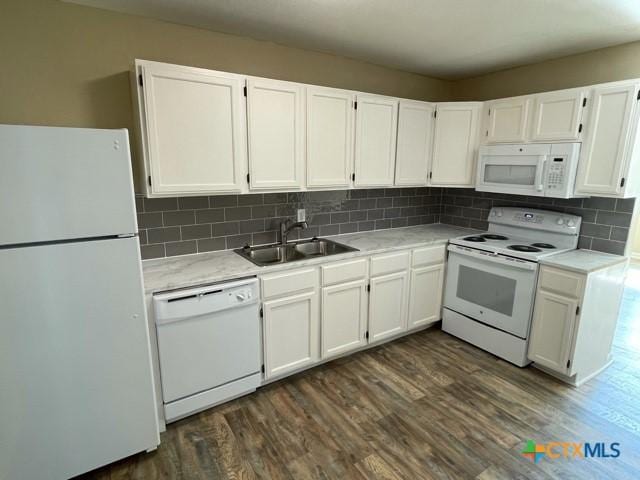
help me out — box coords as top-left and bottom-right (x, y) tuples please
(431, 103), (481, 186)
(354, 95), (398, 187)
(395, 100), (434, 186)
(322, 280), (367, 359)
(528, 290), (578, 374)
(263, 290), (319, 379)
(408, 264), (444, 330)
(531, 90), (585, 141)
(247, 78), (304, 190)
(575, 83), (639, 196)
(141, 64), (246, 194)
(369, 271), (408, 342)
(486, 98), (529, 143)
(307, 87), (354, 188)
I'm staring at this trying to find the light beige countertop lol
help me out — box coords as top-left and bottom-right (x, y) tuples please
(142, 224), (475, 294)
(540, 249), (628, 274)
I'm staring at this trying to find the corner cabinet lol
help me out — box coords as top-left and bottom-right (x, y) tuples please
(575, 82), (640, 198)
(133, 60), (247, 196)
(430, 102), (482, 187)
(395, 100), (434, 186)
(306, 86), (354, 188)
(528, 261), (627, 386)
(353, 94), (398, 187)
(246, 78), (305, 190)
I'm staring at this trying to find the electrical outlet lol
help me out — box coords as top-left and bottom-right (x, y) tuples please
(297, 209), (306, 222)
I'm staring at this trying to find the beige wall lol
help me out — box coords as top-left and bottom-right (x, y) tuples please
(0, 0), (450, 133)
(451, 41), (640, 101)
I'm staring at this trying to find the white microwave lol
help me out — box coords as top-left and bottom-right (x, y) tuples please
(476, 143), (582, 198)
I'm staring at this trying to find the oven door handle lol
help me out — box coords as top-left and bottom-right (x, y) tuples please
(447, 244), (538, 271)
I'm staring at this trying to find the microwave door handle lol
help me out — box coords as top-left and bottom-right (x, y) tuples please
(535, 156), (546, 192)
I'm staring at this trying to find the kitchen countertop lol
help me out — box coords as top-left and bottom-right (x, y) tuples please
(142, 224), (476, 294)
(540, 249), (628, 274)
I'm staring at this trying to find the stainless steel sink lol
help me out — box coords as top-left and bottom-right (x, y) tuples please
(235, 238), (358, 266)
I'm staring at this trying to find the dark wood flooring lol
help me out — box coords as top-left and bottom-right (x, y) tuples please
(84, 265), (640, 479)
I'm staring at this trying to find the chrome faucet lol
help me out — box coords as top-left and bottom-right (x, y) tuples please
(280, 219), (308, 245)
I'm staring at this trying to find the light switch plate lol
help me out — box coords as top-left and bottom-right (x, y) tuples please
(297, 209), (306, 222)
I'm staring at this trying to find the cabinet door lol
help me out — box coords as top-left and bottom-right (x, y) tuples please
(408, 264), (444, 330)
(431, 103), (481, 186)
(263, 290), (319, 379)
(395, 100), (434, 186)
(321, 280), (368, 359)
(140, 63), (246, 195)
(247, 78), (304, 190)
(306, 86), (354, 188)
(528, 290), (578, 374)
(575, 83), (640, 196)
(485, 97), (529, 143)
(369, 271), (408, 342)
(354, 95), (398, 187)
(530, 90), (586, 141)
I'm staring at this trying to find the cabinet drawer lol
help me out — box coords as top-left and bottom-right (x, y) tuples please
(538, 266), (585, 299)
(412, 245), (446, 267)
(322, 258), (368, 286)
(261, 268), (318, 299)
(370, 251), (410, 277)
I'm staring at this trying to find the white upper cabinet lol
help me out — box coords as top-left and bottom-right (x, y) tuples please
(135, 61), (247, 196)
(575, 82), (640, 197)
(353, 94), (398, 187)
(430, 102), (482, 187)
(247, 78), (305, 190)
(485, 97), (530, 143)
(395, 100), (434, 186)
(530, 89), (586, 141)
(306, 86), (354, 188)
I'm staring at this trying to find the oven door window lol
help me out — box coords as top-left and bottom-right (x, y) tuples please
(457, 265), (516, 316)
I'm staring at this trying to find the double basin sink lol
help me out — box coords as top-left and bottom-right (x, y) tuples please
(235, 237), (358, 266)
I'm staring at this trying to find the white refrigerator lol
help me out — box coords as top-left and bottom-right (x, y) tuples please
(0, 125), (160, 479)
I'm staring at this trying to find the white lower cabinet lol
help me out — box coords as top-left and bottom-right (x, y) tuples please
(261, 268), (319, 379)
(321, 280), (368, 359)
(369, 271), (409, 342)
(408, 264), (444, 330)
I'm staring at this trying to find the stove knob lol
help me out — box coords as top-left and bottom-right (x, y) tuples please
(556, 218), (564, 225)
(567, 219), (575, 227)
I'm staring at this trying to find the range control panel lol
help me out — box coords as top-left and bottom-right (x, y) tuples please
(489, 207), (582, 233)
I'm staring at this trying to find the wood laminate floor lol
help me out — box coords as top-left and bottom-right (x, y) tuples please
(84, 265), (640, 479)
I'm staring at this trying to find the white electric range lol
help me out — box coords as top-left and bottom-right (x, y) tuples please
(442, 207), (582, 366)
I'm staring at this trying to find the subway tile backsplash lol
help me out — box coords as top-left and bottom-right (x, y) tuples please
(136, 187), (635, 259)
(439, 188), (635, 256)
(136, 188), (442, 259)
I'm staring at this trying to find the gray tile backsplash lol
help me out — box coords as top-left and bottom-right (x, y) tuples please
(136, 187), (635, 259)
(137, 188), (442, 259)
(439, 188), (635, 256)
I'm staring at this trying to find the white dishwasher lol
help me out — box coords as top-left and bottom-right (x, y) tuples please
(153, 278), (261, 422)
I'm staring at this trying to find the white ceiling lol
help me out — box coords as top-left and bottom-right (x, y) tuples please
(67, 0), (640, 79)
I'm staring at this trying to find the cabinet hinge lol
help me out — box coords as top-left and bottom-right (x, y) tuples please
(485, 130), (489, 137)
(354, 101), (358, 110)
(621, 177), (626, 188)
(566, 359), (571, 368)
(366, 284), (371, 292)
(246, 173), (251, 184)
(434, 110), (437, 118)
(351, 173), (355, 181)
(365, 331), (369, 340)
(243, 85), (247, 97)
(637, 90), (640, 100)
(147, 175), (152, 187)
(429, 171), (433, 180)
(582, 97), (587, 107)
(578, 123), (583, 133)
(488, 108), (491, 116)
(576, 305), (580, 315)
(259, 307), (263, 318)
(138, 74), (143, 87)
(261, 364), (265, 374)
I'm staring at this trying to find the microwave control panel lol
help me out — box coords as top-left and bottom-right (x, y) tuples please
(546, 156), (567, 191)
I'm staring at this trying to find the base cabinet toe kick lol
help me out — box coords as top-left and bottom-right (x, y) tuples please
(151, 244), (447, 425)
